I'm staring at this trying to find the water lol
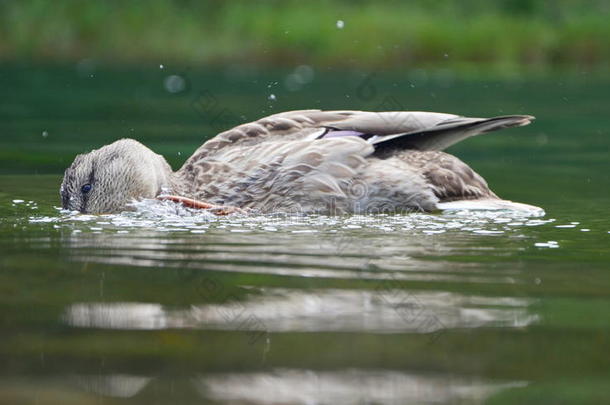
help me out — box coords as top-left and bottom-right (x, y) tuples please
(1, 65), (609, 404)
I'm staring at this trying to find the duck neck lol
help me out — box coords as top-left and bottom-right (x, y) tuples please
(166, 172), (187, 196)
(147, 156), (186, 197)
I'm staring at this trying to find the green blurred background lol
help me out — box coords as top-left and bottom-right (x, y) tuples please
(1, 0), (609, 175)
(2, 0), (609, 75)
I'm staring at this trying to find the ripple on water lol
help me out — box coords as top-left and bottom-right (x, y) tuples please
(30, 198), (552, 237)
(25, 199), (567, 283)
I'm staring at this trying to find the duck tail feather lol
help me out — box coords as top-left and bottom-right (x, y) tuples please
(372, 115), (534, 153)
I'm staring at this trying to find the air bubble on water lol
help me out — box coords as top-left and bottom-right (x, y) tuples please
(336, 20), (345, 29)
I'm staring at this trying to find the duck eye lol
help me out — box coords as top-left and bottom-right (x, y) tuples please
(81, 184), (92, 193)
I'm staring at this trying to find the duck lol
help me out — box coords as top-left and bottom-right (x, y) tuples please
(60, 109), (539, 215)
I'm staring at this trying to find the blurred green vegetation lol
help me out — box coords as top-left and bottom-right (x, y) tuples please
(1, 0), (609, 76)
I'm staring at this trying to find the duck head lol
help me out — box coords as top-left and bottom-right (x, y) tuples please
(60, 139), (175, 214)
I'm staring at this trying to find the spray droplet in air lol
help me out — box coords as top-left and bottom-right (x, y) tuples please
(268, 94), (276, 101)
(336, 20), (345, 29)
(159, 64), (164, 69)
(163, 75), (186, 93)
(42, 131), (49, 138)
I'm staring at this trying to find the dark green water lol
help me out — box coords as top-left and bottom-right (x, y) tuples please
(1, 65), (609, 404)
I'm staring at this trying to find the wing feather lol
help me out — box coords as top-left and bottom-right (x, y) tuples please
(181, 110), (533, 169)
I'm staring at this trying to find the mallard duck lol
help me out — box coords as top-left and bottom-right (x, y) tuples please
(60, 110), (538, 215)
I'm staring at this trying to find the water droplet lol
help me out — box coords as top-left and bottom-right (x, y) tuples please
(42, 131), (49, 138)
(284, 74), (302, 92)
(76, 58), (96, 77)
(294, 65), (314, 83)
(336, 20), (345, 29)
(159, 64), (165, 69)
(409, 69), (428, 85)
(163, 75), (186, 93)
(284, 67), (313, 92)
(268, 94), (276, 101)
(536, 133), (549, 146)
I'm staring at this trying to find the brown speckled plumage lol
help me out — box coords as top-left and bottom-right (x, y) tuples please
(61, 110), (536, 214)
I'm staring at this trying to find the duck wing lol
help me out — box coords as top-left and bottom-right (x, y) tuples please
(186, 110), (533, 164)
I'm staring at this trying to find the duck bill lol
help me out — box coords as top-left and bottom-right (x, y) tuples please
(157, 195), (245, 215)
(156, 195), (216, 209)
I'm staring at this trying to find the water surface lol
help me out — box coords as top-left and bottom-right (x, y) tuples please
(1, 66), (609, 404)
